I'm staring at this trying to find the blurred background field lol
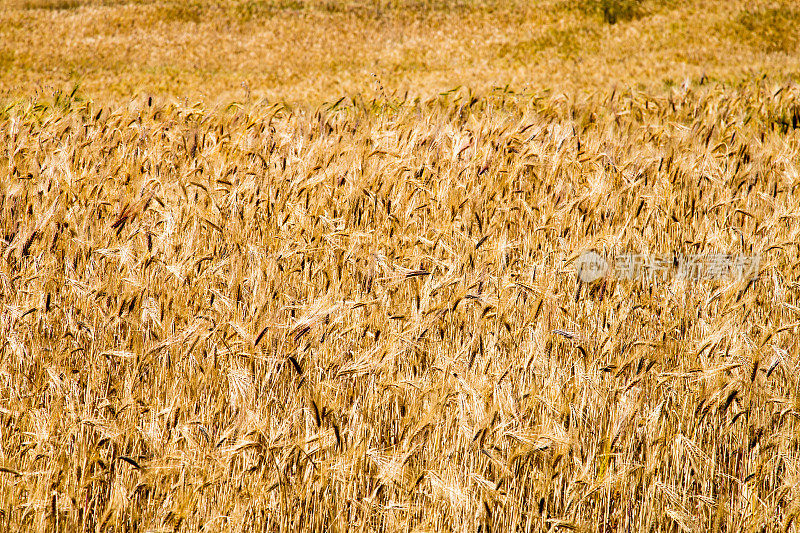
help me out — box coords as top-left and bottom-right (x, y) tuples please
(1, 0), (800, 104)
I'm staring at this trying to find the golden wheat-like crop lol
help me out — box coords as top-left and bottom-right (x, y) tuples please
(1, 83), (800, 531)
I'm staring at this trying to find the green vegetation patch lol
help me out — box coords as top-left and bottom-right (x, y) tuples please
(156, 2), (209, 23)
(19, 0), (85, 9)
(233, 0), (490, 21)
(497, 23), (601, 62)
(568, 0), (678, 25)
(734, 5), (800, 53)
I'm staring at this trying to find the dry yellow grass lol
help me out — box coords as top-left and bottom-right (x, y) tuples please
(2, 81), (800, 531)
(3, 1), (800, 531)
(1, 0), (800, 104)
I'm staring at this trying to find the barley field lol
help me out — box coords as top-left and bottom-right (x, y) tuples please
(2, 1), (800, 532)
